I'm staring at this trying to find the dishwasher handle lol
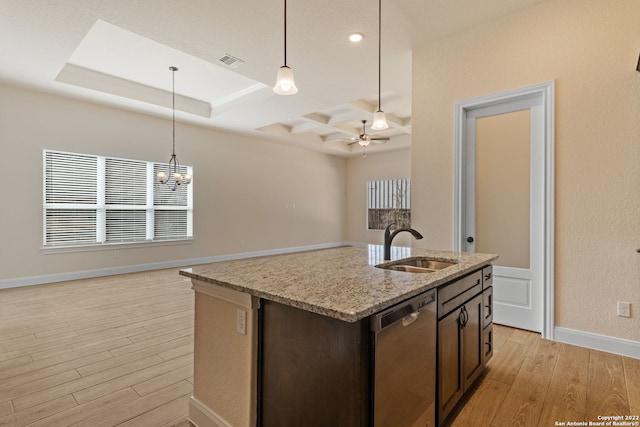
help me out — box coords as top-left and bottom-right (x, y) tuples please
(402, 311), (420, 327)
(371, 290), (436, 332)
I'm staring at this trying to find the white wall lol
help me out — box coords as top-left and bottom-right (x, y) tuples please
(0, 83), (347, 284)
(412, 0), (640, 342)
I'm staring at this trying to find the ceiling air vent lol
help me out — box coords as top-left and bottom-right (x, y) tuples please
(217, 54), (244, 69)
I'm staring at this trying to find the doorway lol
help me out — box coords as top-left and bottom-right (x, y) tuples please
(453, 82), (555, 338)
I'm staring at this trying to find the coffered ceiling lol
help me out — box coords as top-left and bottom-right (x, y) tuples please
(0, 0), (545, 157)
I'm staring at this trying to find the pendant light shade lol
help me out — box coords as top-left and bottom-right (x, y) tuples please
(372, 0), (389, 130)
(371, 110), (388, 131)
(274, 0), (298, 95)
(274, 65), (298, 95)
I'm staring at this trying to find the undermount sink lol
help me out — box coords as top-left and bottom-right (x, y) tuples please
(376, 257), (459, 273)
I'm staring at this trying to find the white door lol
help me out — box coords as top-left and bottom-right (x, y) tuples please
(454, 83), (555, 336)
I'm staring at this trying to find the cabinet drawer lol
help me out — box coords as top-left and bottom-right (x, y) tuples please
(483, 323), (493, 365)
(482, 266), (493, 290)
(437, 271), (482, 318)
(482, 287), (493, 328)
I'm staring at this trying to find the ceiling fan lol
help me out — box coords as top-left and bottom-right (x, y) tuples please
(346, 120), (390, 146)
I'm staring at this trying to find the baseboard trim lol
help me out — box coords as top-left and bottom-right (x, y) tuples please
(189, 396), (233, 427)
(0, 242), (349, 290)
(554, 326), (640, 359)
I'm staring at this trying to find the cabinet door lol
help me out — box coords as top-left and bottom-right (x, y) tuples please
(462, 293), (484, 391)
(438, 307), (463, 423)
(483, 323), (494, 365)
(482, 287), (493, 327)
(260, 300), (370, 426)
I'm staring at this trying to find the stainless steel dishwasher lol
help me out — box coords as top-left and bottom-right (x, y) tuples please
(371, 290), (437, 427)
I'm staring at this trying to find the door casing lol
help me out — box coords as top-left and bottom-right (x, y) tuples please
(453, 81), (555, 340)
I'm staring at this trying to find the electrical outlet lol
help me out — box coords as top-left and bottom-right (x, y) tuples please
(617, 301), (631, 318)
(236, 309), (247, 335)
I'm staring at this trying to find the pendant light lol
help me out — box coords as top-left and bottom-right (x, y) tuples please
(157, 66), (192, 190)
(371, 0), (389, 130)
(273, 0), (298, 95)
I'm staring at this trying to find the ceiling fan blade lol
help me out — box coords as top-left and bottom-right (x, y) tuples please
(370, 137), (390, 141)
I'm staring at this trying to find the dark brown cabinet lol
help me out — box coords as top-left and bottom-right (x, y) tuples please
(260, 300), (371, 426)
(483, 322), (494, 364)
(437, 292), (483, 423)
(437, 267), (493, 425)
(482, 267), (494, 366)
(482, 286), (493, 326)
(461, 293), (484, 388)
(259, 265), (493, 427)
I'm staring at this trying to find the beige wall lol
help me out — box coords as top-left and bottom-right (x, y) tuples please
(192, 288), (258, 427)
(345, 148), (412, 245)
(412, 0), (640, 341)
(0, 83), (347, 282)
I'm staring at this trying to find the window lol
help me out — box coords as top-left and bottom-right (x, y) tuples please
(367, 178), (411, 230)
(43, 150), (193, 248)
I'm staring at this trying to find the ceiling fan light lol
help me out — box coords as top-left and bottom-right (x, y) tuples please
(273, 65), (298, 95)
(358, 133), (371, 147)
(371, 110), (389, 130)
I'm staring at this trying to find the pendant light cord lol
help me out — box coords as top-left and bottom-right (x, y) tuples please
(283, 0), (288, 66)
(377, 0), (382, 111)
(172, 67), (176, 156)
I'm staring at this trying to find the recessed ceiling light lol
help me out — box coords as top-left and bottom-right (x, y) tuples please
(348, 32), (364, 43)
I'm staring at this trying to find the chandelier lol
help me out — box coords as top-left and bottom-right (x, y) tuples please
(157, 66), (192, 190)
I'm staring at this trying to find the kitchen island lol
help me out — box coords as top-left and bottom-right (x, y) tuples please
(180, 245), (497, 427)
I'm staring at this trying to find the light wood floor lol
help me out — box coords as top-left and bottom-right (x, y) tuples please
(1, 270), (638, 426)
(448, 324), (640, 427)
(0, 268), (195, 427)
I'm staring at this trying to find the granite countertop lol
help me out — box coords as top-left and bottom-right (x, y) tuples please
(179, 245), (498, 323)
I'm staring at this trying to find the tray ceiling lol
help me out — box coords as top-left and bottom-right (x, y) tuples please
(0, 0), (545, 157)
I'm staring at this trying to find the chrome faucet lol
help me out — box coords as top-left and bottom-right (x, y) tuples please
(383, 223), (424, 260)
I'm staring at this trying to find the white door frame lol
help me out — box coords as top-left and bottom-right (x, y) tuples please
(453, 81), (555, 340)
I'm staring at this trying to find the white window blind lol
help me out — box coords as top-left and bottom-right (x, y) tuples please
(367, 178), (411, 230)
(105, 158), (147, 205)
(45, 209), (97, 246)
(106, 209), (148, 243)
(104, 158), (148, 244)
(43, 150), (193, 248)
(44, 151), (97, 204)
(154, 210), (189, 240)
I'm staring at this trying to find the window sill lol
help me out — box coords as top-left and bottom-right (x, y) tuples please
(41, 239), (194, 255)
